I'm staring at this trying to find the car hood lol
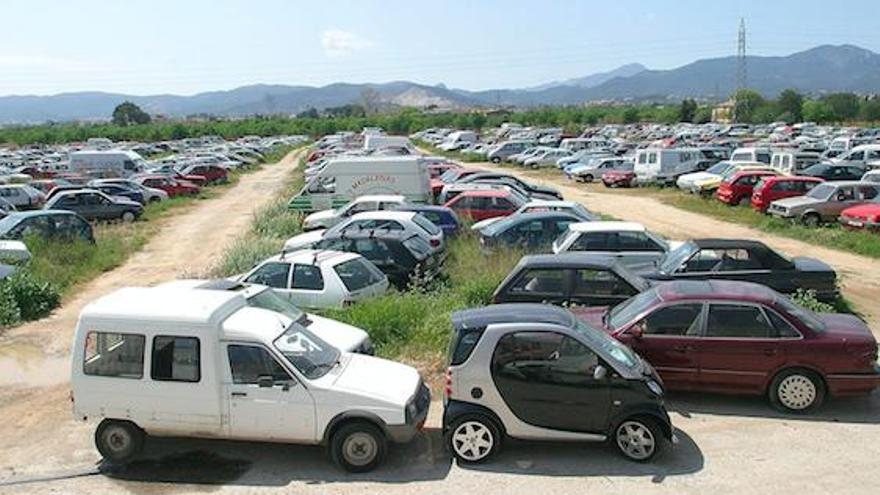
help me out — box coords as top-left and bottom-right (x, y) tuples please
(772, 196), (818, 209)
(471, 217), (502, 230)
(679, 172), (716, 184)
(283, 229), (325, 251)
(332, 353), (420, 405)
(791, 256), (835, 274)
(304, 209), (336, 225)
(841, 204), (880, 217)
(305, 313), (368, 352)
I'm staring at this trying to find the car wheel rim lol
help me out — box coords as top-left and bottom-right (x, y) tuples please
(342, 432), (378, 466)
(452, 421), (494, 461)
(103, 426), (131, 454)
(616, 421), (655, 460)
(777, 375), (816, 410)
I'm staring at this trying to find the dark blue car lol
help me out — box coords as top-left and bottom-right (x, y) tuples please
(93, 184), (146, 205)
(398, 205), (461, 237)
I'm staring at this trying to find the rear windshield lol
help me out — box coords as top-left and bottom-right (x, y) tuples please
(412, 213), (441, 236)
(334, 258), (385, 291)
(403, 236), (431, 259)
(448, 328), (483, 365)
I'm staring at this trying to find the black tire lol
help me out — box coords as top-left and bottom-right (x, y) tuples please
(121, 211), (136, 223)
(738, 196), (750, 206)
(491, 157), (501, 164)
(95, 419), (144, 464)
(329, 421), (387, 473)
(768, 368), (825, 413)
(583, 174), (594, 183)
(613, 416), (664, 462)
(445, 414), (501, 464)
(802, 213), (821, 227)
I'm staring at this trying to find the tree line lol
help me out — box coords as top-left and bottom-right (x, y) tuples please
(1, 90), (878, 146)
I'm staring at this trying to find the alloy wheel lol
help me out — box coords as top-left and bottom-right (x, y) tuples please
(616, 421), (656, 461)
(452, 421), (494, 461)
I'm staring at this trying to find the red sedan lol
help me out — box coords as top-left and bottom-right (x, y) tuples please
(136, 175), (201, 197)
(839, 203), (880, 231)
(575, 280), (880, 412)
(443, 189), (524, 222)
(602, 169), (636, 188)
(716, 170), (779, 205)
(751, 176), (824, 212)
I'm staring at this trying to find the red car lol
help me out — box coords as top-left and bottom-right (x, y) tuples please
(716, 170), (779, 205)
(602, 169), (636, 188)
(839, 203), (880, 231)
(443, 189), (525, 222)
(180, 164), (229, 185)
(575, 280), (880, 412)
(751, 176), (824, 212)
(431, 167), (480, 198)
(136, 175), (201, 197)
(426, 162), (461, 179)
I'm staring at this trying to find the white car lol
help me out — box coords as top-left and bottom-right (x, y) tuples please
(862, 169), (880, 183)
(676, 161), (736, 191)
(523, 149), (572, 168)
(552, 221), (677, 270)
(239, 250), (389, 309)
(326, 211), (444, 253)
(302, 195), (407, 231)
(158, 279), (375, 354)
(470, 200), (596, 231)
(71, 287), (430, 472)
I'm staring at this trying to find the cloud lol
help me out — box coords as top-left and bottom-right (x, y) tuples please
(321, 29), (374, 57)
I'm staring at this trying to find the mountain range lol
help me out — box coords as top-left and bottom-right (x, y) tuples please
(1, 45), (878, 124)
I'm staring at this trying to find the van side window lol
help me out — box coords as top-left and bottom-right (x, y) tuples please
(83, 332), (145, 379)
(151, 336), (200, 382)
(227, 345), (293, 384)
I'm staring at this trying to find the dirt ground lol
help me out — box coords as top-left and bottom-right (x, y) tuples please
(1, 151), (879, 495)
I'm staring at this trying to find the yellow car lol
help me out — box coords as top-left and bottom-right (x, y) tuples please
(690, 163), (771, 195)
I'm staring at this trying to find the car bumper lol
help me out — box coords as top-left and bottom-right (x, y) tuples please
(387, 383), (431, 443)
(826, 367), (880, 397)
(839, 217), (880, 229)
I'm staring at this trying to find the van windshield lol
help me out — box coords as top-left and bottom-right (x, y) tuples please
(273, 323), (341, 380)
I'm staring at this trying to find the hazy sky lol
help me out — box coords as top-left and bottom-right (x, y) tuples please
(2, 0), (879, 96)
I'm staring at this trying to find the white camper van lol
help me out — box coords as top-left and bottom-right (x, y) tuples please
(289, 156), (432, 212)
(71, 287), (430, 472)
(69, 150), (147, 178)
(633, 148), (705, 185)
(438, 130), (477, 151)
(363, 135), (413, 152)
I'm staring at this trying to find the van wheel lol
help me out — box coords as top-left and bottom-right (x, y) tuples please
(121, 211), (136, 223)
(802, 213), (821, 227)
(95, 419), (144, 464)
(446, 414), (501, 464)
(769, 369), (825, 413)
(614, 417), (663, 462)
(330, 422), (387, 473)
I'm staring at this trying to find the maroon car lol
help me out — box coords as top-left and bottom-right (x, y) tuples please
(575, 280), (880, 413)
(602, 168), (636, 188)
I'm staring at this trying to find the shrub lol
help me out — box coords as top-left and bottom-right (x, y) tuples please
(3, 270), (60, 320)
(210, 236), (284, 278)
(0, 284), (21, 327)
(790, 289), (836, 313)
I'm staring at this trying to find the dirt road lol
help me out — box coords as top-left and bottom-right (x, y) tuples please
(492, 165), (880, 331)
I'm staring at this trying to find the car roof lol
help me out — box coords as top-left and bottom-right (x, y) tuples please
(457, 189), (511, 197)
(494, 211), (580, 225)
(352, 194), (405, 202)
(569, 221), (644, 233)
(263, 249), (361, 265)
(524, 200), (579, 208)
(82, 287), (245, 325)
(451, 303), (575, 331)
(349, 211), (416, 221)
(657, 280), (777, 305)
(517, 252), (619, 270)
(3, 209), (78, 220)
(763, 175), (822, 182)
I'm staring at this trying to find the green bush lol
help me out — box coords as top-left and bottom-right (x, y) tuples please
(3, 270), (61, 320)
(0, 284), (22, 327)
(790, 289), (836, 313)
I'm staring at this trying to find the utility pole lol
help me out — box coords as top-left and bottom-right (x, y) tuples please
(736, 18), (747, 91)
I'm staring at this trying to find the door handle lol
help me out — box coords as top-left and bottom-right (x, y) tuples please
(763, 349), (778, 356)
(231, 392), (248, 397)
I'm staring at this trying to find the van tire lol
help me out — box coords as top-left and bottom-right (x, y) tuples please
(330, 421), (387, 473)
(95, 419), (144, 464)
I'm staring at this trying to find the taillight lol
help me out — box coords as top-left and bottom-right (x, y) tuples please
(444, 368), (453, 398)
(430, 239), (440, 248)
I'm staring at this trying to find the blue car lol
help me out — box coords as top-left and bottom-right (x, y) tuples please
(93, 184), (146, 205)
(398, 205), (461, 237)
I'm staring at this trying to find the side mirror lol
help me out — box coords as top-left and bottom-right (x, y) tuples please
(629, 323), (645, 340)
(257, 376), (275, 388)
(593, 365), (608, 381)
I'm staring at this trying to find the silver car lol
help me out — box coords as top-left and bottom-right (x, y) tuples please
(768, 181), (880, 226)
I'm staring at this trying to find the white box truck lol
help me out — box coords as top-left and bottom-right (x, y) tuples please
(69, 150), (148, 178)
(288, 156), (432, 212)
(70, 287), (430, 472)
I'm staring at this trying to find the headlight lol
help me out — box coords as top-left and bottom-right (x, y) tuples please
(647, 379), (664, 397)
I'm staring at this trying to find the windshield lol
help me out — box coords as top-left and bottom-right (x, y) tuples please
(659, 241), (697, 274)
(574, 320), (640, 371)
(608, 289), (661, 330)
(706, 162), (732, 175)
(248, 289), (304, 321)
(806, 183), (834, 200)
(777, 297), (826, 333)
(273, 323), (341, 380)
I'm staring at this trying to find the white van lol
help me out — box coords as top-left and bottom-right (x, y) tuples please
(633, 147), (705, 185)
(289, 156), (432, 213)
(559, 137), (611, 153)
(363, 135), (413, 152)
(770, 151), (821, 175)
(69, 150), (147, 178)
(486, 140), (534, 163)
(729, 147), (772, 164)
(438, 130), (477, 151)
(71, 287), (429, 472)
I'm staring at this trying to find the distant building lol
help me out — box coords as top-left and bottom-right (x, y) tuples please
(712, 100), (734, 123)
